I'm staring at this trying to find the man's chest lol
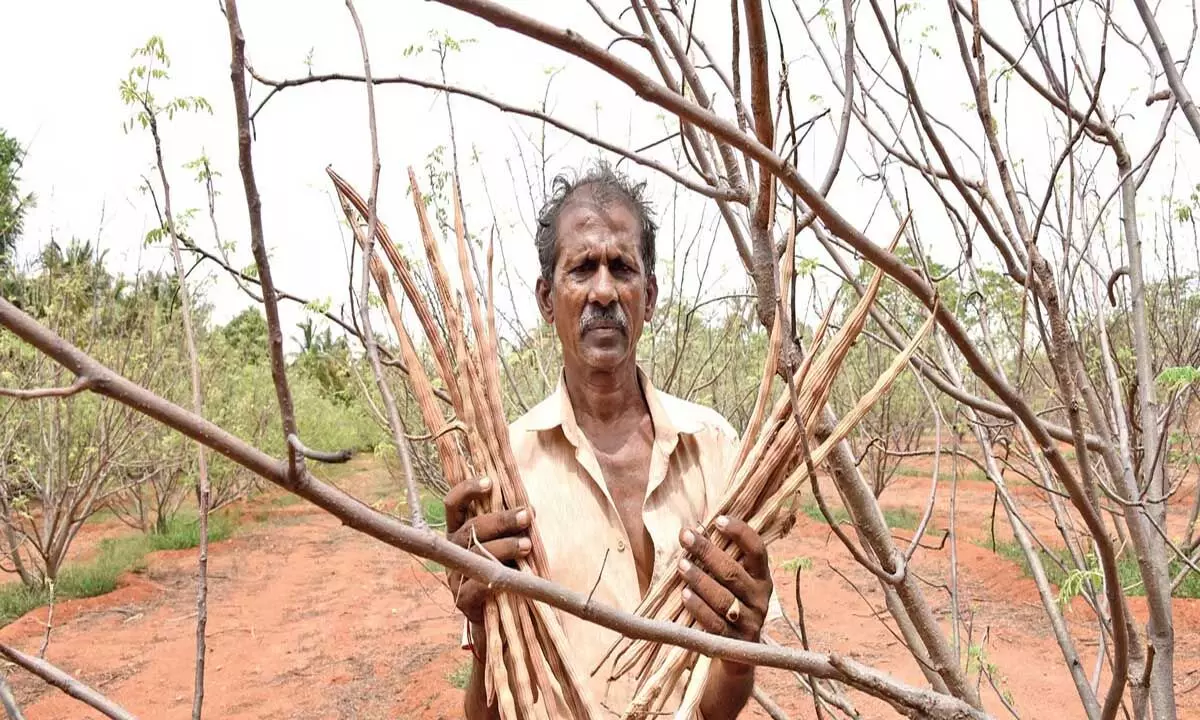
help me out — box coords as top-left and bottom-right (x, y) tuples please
(592, 436), (656, 590)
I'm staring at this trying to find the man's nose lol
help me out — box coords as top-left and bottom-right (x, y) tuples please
(588, 266), (618, 306)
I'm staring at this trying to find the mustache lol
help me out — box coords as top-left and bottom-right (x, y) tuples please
(579, 303), (628, 334)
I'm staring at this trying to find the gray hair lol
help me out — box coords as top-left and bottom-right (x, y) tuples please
(534, 162), (657, 282)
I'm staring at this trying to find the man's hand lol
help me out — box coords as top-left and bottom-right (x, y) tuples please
(676, 515), (772, 643)
(444, 476), (534, 624)
(678, 515), (772, 719)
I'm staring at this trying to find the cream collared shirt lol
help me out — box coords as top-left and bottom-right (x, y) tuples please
(506, 368), (740, 713)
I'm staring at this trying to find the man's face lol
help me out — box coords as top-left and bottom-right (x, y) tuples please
(536, 189), (657, 374)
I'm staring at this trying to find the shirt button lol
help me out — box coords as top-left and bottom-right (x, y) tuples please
(616, 540), (627, 552)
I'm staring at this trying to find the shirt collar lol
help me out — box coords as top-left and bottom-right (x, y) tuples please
(521, 365), (704, 440)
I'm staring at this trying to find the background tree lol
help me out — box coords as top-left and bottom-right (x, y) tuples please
(0, 130), (35, 266)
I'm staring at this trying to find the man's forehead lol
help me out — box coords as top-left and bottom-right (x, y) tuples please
(560, 184), (640, 227)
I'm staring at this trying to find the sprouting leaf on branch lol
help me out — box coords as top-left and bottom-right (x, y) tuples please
(1058, 566), (1104, 609)
(120, 37), (213, 132)
(304, 297), (333, 315)
(430, 29), (476, 53)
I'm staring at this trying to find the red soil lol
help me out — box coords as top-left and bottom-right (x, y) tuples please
(2, 459), (1196, 719)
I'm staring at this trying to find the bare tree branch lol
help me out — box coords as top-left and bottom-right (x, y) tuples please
(224, 0), (303, 474)
(0, 644), (138, 720)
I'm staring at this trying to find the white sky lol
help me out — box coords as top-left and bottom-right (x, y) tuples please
(3, 1), (1198, 347)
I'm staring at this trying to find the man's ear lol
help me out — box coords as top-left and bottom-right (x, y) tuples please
(644, 273), (658, 324)
(536, 276), (554, 324)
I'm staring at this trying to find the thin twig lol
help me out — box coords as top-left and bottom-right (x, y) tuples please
(37, 580), (54, 658)
(0, 378), (92, 400)
(343, 0), (427, 531)
(752, 685), (793, 720)
(587, 549), (611, 604)
(793, 564), (826, 720)
(286, 434), (353, 464)
(245, 67), (743, 203)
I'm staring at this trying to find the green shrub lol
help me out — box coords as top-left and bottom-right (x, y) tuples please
(882, 506), (921, 530)
(148, 513), (234, 551)
(980, 531), (1200, 599)
(448, 660), (472, 690)
(0, 509), (239, 626)
(0, 584), (51, 626)
(57, 533), (152, 598)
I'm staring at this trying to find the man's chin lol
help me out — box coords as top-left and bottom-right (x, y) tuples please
(577, 344), (631, 372)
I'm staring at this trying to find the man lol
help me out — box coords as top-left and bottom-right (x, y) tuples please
(443, 164), (773, 718)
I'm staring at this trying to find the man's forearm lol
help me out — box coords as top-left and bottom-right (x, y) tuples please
(698, 659), (755, 719)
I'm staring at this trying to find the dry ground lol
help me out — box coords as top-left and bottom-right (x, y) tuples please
(1, 457), (1197, 719)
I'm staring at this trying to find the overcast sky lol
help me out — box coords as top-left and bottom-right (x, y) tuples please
(4, 1), (1198, 347)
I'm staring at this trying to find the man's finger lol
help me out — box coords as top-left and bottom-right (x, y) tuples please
(679, 526), (758, 605)
(451, 507), (532, 547)
(677, 557), (737, 622)
(473, 536), (533, 565)
(443, 476), (494, 533)
(681, 587), (727, 635)
(714, 516), (770, 580)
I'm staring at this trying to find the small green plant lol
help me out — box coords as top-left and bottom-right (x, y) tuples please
(448, 660), (472, 690)
(801, 502), (850, 526)
(423, 560), (446, 574)
(882, 507), (921, 530)
(147, 513), (234, 551)
(966, 642), (998, 676)
(779, 557), (813, 573)
(966, 643), (1014, 707)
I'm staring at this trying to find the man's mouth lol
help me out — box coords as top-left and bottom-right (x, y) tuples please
(584, 321), (625, 333)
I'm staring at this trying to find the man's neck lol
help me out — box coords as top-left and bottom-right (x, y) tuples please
(563, 361), (647, 429)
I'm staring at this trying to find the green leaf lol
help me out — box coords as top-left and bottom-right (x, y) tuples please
(1156, 366), (1200, 390)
